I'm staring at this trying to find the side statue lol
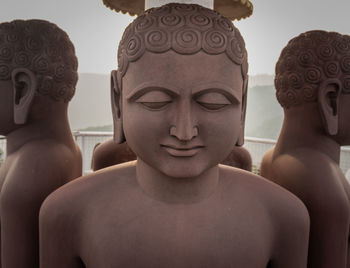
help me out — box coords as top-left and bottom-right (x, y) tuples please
(260, 30), (350, 268)
(0, 20), (82, 268)
(40, 4), (309, 267)
(91, 140), (136, 171)
(92, 140), (252, 171)
(221, 146), (252, 171)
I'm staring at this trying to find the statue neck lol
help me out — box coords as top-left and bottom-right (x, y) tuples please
(275, 104), (340, 164)
(6, 108), (73, 155)
(136, 158), (219, 204)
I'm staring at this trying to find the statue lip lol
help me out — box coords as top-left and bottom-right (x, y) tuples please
(160, 144), (204, 157)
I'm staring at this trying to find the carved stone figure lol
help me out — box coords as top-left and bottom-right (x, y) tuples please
(260, 30), (350, 268)
(92, 139), (252, 171)
(0, 19), (82, 268)
(91, 140), (136, 171)
(40, 4), (309, 267)
(221, 146), (252, 171)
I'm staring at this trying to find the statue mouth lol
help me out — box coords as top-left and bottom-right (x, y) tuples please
(160, 144), (204, 157)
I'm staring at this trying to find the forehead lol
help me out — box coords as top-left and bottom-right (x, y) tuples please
(122, 50), (243, 96)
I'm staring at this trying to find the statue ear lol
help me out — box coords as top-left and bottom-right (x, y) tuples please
(11, 68), (37, 125)
(111, 70), (126, 144)
(236, 77), (248, 146)
(318, 78), (341, 136)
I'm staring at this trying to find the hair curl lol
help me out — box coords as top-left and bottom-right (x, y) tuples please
(275, 30), (350, 108)
(117, 3), (248, 82)
(0, 19), (78, 103)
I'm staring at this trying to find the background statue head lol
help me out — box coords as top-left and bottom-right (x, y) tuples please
(0, 19), (78, 129)
(112, 3), (248, 145)
(275, 30), (350, 140)
(275, 30), (350, 109)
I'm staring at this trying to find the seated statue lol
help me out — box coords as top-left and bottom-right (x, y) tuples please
(40, 4), (309, 267)
(91, 140), (136, 171)
(0, 20), (82, 267)
(260, 30), (350, 268)
(92, 140), (251, 171)
(221, 146), (252, 171)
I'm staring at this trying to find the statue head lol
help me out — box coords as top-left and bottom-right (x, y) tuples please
(275, 30), (350, 141)
(111, 3), (248, 178)
(116, 3), (248, 79)
(0, 19), (78, 132)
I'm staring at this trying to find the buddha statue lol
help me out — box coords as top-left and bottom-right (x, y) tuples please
(91, 140), (136, 171)
(221, 146), (252, 171)
(0, 19), (82, 267)
(40, 4), (309, 267)
(260, 30), (350, 268)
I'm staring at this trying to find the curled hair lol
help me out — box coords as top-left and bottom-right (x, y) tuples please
(0, 19), (78, 103)
(117, 3), (248, 82)
(275, 30), (350, 108)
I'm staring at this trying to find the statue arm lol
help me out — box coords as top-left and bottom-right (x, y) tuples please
(0, 150), (67, 268)
(39, 188), (83, 268)
(259, 146), (275, 178)
(271, 153), (349, 268)
(271, 192), (310, 268)
(305, 186), (349, 268)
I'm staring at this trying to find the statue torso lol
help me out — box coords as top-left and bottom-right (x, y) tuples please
(261, 147), (350, 268)
(67, 164), (301, 268)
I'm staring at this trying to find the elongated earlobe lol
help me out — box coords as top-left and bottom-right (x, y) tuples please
(111, 70), (126, 144)
(318, 79), (341, 136)
(236, 77), (248, 146)
(11, 68), (37, 125)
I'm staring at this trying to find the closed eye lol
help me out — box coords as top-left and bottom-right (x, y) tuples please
(195, 92), (232, 111)
(196, 102), (230, 110)
(140, 101), (171, 109)
(135, 90), (173, 110)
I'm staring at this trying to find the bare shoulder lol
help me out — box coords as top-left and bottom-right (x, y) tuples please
(219, 166), (310, 264)
(92, 140), (136, 170)
(270, 148), (342, 195)
(91, 139), (119, 170)
(93, 139), (117, 158)
(219, 165), (309, 229)
(40, 161), (137, 221)
(271, 149), (349, 218)
(39, 161), (138, 255)
(260, 146), (275, 177)
(274, 147), (333, 175)
(18, 139), (80, 172)
(2, 139), (79, 207)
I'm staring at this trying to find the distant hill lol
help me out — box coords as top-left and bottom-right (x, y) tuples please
(79, 124), (113, 132)
(245, 85), (283, 140)
(68, 73), (111, 130)
(70, 73), (282, 139)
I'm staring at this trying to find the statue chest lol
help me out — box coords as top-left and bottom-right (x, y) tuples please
(79, 202), (273, 268)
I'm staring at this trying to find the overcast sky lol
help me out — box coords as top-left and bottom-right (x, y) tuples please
(1, 0), (350, 75)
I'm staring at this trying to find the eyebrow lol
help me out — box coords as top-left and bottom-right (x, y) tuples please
(126, 81), (242, 103)
(126, 82), (180, 101)
(192, 82), (242, 104)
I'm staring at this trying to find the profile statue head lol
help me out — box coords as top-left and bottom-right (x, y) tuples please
(112, 3), (248, 148)
(275, 30), (350, 109)
(0, 19), (78, 103)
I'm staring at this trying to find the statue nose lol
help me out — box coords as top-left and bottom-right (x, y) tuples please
(170, 103), (198, 141)
(170, 124), (198, 141)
